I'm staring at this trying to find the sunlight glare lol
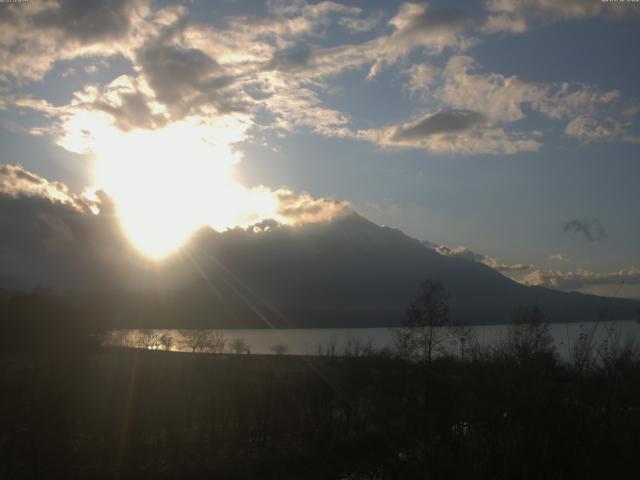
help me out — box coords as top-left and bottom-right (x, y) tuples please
(63, 113), (279, 258)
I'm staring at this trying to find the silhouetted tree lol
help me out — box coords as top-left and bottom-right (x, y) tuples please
(229, 338), (250, 354)
(498, 306), (555, 364)
(393, 279), (450, 363)
(179, 329), (226, 353)
(270, 343), (289, 355)
(448, 322), (478, 361)
(159, 333), (173, 351)
(136, 330), (161, 350)
(572, 323), (599, 374)
(342, 337), (374, 357)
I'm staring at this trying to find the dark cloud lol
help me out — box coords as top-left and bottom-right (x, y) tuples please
(0, 188), (125, 291)
(266, 43), (313, 72)
(31, 0), (143, 43)
(391, 110), (486, 142)
(133, 41), (246, 120)
(93, 90), (168, 131)
(0, 0), (146, 79)
(396, 7), (474, 38)
(136, 43), (217, 104)
(563, 219), (607, 242)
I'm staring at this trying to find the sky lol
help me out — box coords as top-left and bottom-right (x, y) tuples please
(0, 0), (639, 298)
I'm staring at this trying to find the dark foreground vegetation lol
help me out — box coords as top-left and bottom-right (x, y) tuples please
(2, 288), (640, 479)
(1, 343), (640, 478)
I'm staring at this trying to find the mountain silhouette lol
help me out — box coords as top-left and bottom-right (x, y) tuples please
(152, 212), (637, 328)
(1, 199), (638, 328)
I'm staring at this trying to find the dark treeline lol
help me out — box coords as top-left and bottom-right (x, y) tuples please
(1, 335), (639, 478)
(0, 289), (106, 353)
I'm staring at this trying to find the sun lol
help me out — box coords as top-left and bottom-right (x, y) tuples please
(64, 114), (279, 258)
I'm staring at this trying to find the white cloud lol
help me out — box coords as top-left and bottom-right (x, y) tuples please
(537, 83), (621, 120)
(405, 64), (440, 98)
(482, 0), (639, 34)
(274, 189), (351, 225)
(565, 115), (626, 143)
(427, 237), (640, 296)
(522, 267), (640, 291)
(367, 3), (476, 78)
(425, 241), (533, 273)
(438, 55), (547, 123)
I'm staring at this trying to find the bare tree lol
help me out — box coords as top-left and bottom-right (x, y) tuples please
(159, 333), (173, 351)
(229, 338), (250, 354)
(448, 323), (480, 361)
(316, 336), (337, 357)
(571, 323), (599, 374)
(209, 331), (226, 353)
(393, 280), (450, 363)
(270, 343), (289, 355)
(342, 337), (374, 357)
(179, 329), (226, 353)
(498, 306), (555, 363)
(136, 330), (162, 350)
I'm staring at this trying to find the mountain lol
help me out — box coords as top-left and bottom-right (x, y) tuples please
(1, 202), (638, 329)
(138, 212), (637, 329)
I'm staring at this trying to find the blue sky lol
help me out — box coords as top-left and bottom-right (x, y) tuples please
(0, 0), (639, 297)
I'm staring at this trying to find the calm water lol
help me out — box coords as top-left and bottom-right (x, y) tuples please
(107, 320), (640, 359)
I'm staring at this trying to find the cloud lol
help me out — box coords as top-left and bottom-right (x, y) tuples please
(3, 0), (638, 159)
(400, 55), (639, 149)
(482, 0), (640, 34)
(436, 56), (634, 131)
(564, 115), (629, 144)
(252, 76), (352, 136)
(266, 43), (314, 72)
(538, 83), (621, 120)
(360, 110), (542, 155)
(275, 189), (351, 224)
(426, 237), (638, 298)
(0, 0), (150, 80)
(563, 219), (607, 242)
(357, 54), (637, 154)
(134, 41), (245, 119)
(425, 241), (533, 274)
(522, 267), (640, 291)
(405, 63), (440, 98)
(437, 55), (547, 123)
(265, 0), (379, 36)
(392, 110), (486, 140)
(0, 165), (135, 290)
(0, 164), (90, 209)
(80, 75), (170, 131)
(367, 3), (476, 78)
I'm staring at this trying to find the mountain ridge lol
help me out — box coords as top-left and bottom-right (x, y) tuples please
(1, 208), (638, 329)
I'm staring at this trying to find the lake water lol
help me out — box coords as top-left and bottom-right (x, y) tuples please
(107, 319), (640, 360)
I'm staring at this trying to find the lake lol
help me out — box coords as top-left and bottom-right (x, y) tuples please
(106, 319), (640, 360)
